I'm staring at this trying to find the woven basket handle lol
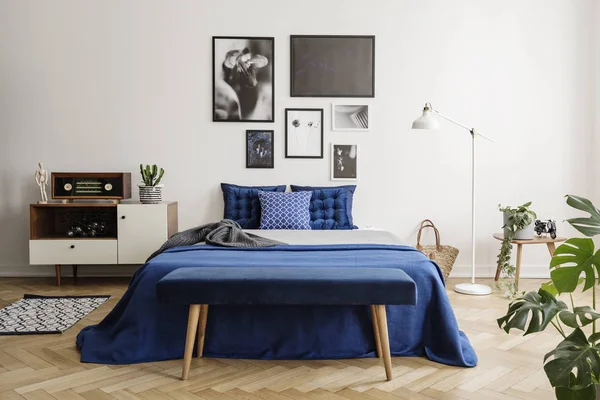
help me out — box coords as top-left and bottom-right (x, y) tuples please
(416, 220), (443, 252)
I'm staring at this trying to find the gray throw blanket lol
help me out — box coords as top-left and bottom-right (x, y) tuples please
(147, 219), (285, 261)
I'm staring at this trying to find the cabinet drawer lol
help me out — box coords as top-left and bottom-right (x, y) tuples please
(29, 240), (117, 265)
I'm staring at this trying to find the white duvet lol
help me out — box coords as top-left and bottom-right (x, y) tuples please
(243, 229), (404, 246)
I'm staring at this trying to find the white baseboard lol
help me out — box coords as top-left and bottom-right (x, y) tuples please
(449, 264), (550, 279)
(0, 265), (140, 278)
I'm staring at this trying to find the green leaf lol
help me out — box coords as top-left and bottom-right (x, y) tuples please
(550, 238), (600, 293)
(588, 332), (600, 344)
(565, 195), (600, 237)
(544, 328), (600, 390)
(559, 306), (600, 328)
(543, 279), (584, 297)
(497, 289), (568, 335)
(541, 281), (559, 296)
(555, 383), (596, 400)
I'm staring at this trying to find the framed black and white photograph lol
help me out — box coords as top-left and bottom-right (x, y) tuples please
(290, 35), (375, 98)
(331, 144), (358, 181)
(332, 104), (370, 131)
(246, 130), (274, 168)
(213, 36), (274, 122)
(285, 108), (324, 159)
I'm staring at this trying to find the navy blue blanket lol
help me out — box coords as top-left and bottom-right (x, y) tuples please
(76, 244), (477, 367)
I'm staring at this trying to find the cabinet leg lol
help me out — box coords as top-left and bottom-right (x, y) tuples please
(73, 265), (78, 282)
(55, 265), (61, 286)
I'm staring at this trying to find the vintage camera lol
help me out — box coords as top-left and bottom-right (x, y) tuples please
(534, 219), (557, 239)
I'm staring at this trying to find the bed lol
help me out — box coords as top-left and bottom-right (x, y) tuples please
(76, 229), (477, 367)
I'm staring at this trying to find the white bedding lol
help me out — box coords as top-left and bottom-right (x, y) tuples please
(243, 229), (404, 246)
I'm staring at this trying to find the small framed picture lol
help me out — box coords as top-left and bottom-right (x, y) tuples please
(246, 130), (274, 168)
(332, 104), (370, 131)
(213, 36), (275, 122)
(285, 108), (324, 159)
(331, 144), (358, 181)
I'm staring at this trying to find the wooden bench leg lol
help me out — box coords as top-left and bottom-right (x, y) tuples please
(182, 304), (201, 380)
(197, 304), (208, 358)
(374, 305), (393, 381)
(370, 305), (382, 358)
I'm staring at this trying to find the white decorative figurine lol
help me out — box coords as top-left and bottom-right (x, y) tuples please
(35, 162), (49, 203)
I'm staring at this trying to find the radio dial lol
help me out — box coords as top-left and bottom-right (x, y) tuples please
(64, 183), (73, 191)
(104, 183), (113, 191)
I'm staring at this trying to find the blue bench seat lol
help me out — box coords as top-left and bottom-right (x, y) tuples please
(157, 266), (416, 381)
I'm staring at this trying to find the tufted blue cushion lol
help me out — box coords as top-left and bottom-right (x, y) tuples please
(258, 191), (312, 230)
(157, 267), (417, 306)
(290, 185), (357, 230)
(221, 183), (286, 229)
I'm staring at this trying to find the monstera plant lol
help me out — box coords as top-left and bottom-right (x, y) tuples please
(497, 195), (600, 399)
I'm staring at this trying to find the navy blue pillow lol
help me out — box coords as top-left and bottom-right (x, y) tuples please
(290, 185), (356, 230)
(221, 183), (286, 229)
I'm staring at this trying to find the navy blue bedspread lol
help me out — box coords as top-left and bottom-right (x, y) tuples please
(76, 244), (477, 367)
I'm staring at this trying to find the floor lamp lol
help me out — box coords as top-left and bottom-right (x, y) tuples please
(411, 102), (494, 296)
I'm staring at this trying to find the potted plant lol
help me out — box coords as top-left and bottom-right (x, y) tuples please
(496, 202), (537, 297)
(497, 195), (600, 399)
(139, 164), (164, 204)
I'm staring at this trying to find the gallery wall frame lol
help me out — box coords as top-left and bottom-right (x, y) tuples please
(213, 36), (275, 122)
(284, 108), (324, 159)
(332, 104), (370, 131)
(246, 130), (274, 168)
(331, 143), (358, 181)
(290, 35), (375, 98)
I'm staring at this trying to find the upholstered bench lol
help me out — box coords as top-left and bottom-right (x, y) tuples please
(156, 266), (417, 381)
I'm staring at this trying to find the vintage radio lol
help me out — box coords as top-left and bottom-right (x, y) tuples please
(52, 172), (132, 201)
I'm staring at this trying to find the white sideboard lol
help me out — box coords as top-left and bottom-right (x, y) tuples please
(29, 201), (178, 285)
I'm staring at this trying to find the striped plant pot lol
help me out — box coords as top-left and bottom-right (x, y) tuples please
(138, 184), (163, 204)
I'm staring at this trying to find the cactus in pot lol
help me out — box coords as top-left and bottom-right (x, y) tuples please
(138, 164), (165, 204)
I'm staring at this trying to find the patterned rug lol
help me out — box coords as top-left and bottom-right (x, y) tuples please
(0, 294), (110, 335)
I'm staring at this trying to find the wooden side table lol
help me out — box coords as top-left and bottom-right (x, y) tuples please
(493, 233), (567, 288)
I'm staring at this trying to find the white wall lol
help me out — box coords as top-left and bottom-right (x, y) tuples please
(0, 0), (596, 278)
(596, 0), (600, 204)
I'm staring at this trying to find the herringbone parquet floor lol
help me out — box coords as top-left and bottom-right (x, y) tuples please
(0, 277), (571, 400)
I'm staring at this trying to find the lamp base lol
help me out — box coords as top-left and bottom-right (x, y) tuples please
(454, 283), (492, 296)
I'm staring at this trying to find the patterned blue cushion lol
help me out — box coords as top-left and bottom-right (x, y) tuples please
(258, 191), (312, 230)
(221, 183), (286, 229)
(290, 185), (357, 230)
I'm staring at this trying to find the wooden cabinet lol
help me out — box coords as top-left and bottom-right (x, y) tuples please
(29, 201), (178, 285)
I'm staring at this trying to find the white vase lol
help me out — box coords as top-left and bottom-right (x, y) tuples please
(503, 212), (534, 240)
(138, 184), (163, 204)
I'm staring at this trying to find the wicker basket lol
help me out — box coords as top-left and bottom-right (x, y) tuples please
(415, 219), (459, 282)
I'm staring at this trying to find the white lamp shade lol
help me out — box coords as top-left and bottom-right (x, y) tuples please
(411, 110), (440, 130)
